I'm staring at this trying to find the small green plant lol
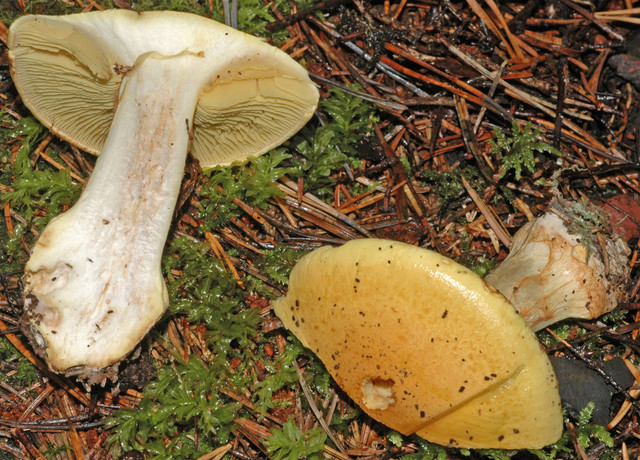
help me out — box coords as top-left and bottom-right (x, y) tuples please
(401, 436), (451, 460)
(292, 126), (352, 189)
(253, 247), (307, 286)
(387, 430), (404, 448)
(265, 417), (327, 460)
(562, 198), (607, 258)
(289, 86), (378, 196)
(0, 336), (38, 387)
(575, 402), (613, 449)
(253, 341), (301, 417)
(320, 87), (379, 156)
(198, 148), (295, 230)
(456, 230), (496, 276)
(529, 404), (613, 459)
(421, 166), (485, 204)
(421, 169), (464, 200)
(105, 356), (241, 457)
(0, 116), (82, 227)
(41, 443), (72, 460)
(491, 121), (560, 181)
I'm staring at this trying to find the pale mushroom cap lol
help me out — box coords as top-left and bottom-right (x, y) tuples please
(8, 10), (319, 166)
(485, 212), (630, 331)
(273, 239), (562, 449)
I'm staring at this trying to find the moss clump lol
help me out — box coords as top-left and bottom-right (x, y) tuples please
(491, 121), (561, 181)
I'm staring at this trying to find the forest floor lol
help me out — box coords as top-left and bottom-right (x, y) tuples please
(2, 0), (640, 458)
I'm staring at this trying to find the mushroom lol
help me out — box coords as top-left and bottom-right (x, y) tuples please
(272, 239), (562, 449)
(9, 10), (318, 383)
(485, 198), (631, 332)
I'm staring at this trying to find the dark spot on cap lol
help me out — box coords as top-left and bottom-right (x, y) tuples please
(442, 310), (448, 319)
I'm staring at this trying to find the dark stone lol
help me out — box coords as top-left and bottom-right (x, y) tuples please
(550, 356), (635, 426)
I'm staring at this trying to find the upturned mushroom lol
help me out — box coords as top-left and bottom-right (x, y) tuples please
(272, 239), (562, 449)
(485, 198), (631, 332)
(9, 10), (318, 383)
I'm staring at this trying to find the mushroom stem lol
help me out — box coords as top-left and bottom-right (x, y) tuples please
(485, 200), (631, 332)
(22, 52), (207, 380)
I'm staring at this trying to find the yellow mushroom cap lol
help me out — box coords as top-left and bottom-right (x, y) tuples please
(273, 238), (562, 449)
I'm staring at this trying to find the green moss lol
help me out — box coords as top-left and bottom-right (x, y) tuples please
(576, 403), (613, 449)
(456, 230), (496, 276)
(491, 121), (561, 181)
(421, 166), (486, 206)
(530, 405), (614, 459)
(0, 336), (38, 387)
(41, 443), (72, 460)
(289, 86), (378, 197)
(253, 247), (307, 286)
(197, 149), (294, 230)
(400, 437), (452, 460)
(105, 356), (242, 457)
(0, 116), (81, 228)
(253, 339), (302, 417)
(560, 197), (608, 259)
(265, 417), (327, 460)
